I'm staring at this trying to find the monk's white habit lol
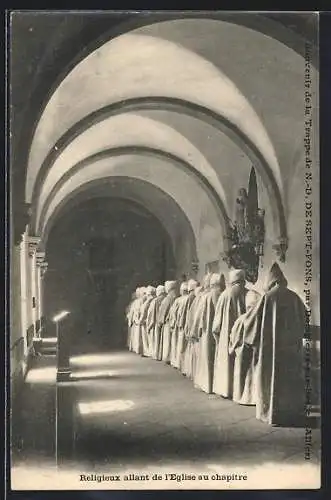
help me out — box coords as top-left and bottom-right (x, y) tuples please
(243, 263), (306, 425)
(175, 285), (197, 370)
(228, 290), (261, 405)
(168, 295), (184, 366)
(190, 275), (212, 383)
(126, 295), (137, 351)
(155, 294), (170, 360)
(194, 274), (225, 394)
(139, 288), (155, 357)
(146, 288), (166, 360)
(182, 287), (203, 378)
(212, 270), (247, 398)
(169, 285), (188, 367)
(159, 283), (178, 363)
(131, 291), (146, 354)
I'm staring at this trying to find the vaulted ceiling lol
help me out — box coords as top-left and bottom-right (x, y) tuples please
(10, 12), (318, 260)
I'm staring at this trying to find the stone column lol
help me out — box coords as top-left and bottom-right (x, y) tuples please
(19, 230), (29, 355)
(31, 250), (38, 331)
(36, 251), (46, 335)
(27, 235), (41, 341)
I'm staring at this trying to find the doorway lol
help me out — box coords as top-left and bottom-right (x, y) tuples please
(44, 197), (176, 353)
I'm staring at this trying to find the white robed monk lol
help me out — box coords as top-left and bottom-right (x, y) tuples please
(175, 279), (198, 370)
(138, 286), (156, 357)
(182, 285), (203, 379)
(190, 274), (212, 384)
(126, 290), (137, 351)
(159, 281), (178, 363)
(146, 285), (166, 359)
(131, 287), (146, 354)
(228, 289), (261, 405)
(212, 269), (248, 398)
(243, 263), (306, 426)
(169, 282), (188, 367)
(194, 273), (226, 394)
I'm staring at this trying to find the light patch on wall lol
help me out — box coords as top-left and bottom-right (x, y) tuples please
(199, 223), (222, 266)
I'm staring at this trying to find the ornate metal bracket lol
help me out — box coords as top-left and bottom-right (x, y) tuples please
(221, 241), (260, 284)
(221, 195), (265, 283)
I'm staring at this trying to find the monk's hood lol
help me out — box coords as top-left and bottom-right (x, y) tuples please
(265, 262), (288, 291)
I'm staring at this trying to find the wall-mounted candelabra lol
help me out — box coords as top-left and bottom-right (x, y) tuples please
(221, 169), (266, 284)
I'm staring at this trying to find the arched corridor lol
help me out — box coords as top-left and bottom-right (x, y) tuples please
(9, 12), (320, 491)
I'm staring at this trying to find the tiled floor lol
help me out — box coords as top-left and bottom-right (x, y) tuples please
(11, 351), (321, 490)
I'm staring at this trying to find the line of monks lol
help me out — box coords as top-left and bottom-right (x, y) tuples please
(126, 263), (307, 426)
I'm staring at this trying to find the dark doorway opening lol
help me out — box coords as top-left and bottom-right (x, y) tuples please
(44, 197), (176, 353)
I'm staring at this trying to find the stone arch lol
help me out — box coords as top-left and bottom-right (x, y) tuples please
(34, 112), (229, 231)
(40, 176), (198, 278)
(40, 153), (226, 277)
(32, 99), (286, 243)
(38, 146), (231, 243)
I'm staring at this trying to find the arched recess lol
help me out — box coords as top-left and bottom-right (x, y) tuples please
(40, 176), (198, 278)
(44, 196), (178, 350)
(41, 154), (225, 275)
(32, 98), (286, 243)
(38, 146), (231, 247)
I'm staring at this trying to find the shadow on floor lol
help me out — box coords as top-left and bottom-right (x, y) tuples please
(11, 350), (321, 472)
